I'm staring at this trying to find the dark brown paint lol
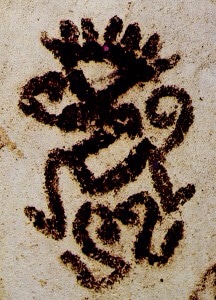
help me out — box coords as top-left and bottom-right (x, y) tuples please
(20, 16), (195, 290)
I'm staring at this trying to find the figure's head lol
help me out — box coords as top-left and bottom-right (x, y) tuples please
(19, 16), (193, 153)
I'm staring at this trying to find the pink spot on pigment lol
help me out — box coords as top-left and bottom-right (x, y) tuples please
(103, 44), (109, 52)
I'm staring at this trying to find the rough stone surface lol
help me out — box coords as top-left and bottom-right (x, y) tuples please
(0, 1), (215, 299)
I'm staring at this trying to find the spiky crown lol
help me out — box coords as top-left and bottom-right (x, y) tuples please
(41, 16), (180, 78)
(20, 16), (182, 137)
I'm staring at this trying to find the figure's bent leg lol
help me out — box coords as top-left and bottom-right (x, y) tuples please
(25, 148), (75, 240)
(114, 192), (186, 265)
(61, 202), (130, 290)
(148, 151), (195, 213)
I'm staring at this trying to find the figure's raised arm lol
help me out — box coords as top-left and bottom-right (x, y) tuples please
(19, 71), (67, 126)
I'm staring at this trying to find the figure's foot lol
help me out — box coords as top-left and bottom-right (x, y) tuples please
(24, 206), (65, 240)
(147, 220), (184, 265)
(173, 184), (196, 209)
(61, 250), (130, 291)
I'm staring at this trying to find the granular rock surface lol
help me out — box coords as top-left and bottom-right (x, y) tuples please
(0, 1), (215, 299)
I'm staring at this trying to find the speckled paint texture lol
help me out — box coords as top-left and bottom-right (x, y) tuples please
(0, 1), (215, 299)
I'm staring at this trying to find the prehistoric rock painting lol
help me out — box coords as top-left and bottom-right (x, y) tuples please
(19, 16), (195, 290)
